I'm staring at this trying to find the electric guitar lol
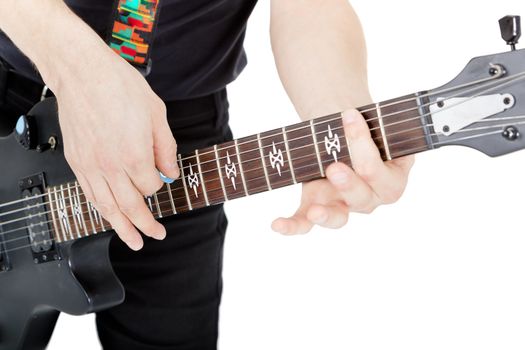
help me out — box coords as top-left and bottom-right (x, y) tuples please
(1, 16), (525, 350)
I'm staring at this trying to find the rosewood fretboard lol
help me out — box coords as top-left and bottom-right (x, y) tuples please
(46, 92), (434, 243)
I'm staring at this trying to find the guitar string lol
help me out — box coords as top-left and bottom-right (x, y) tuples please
(176, 67), (519, 163)
(0, 67), (525, 216)
(3, 74), (525, 225)
(0, 65), (518, 211)
(2, 107), (525, 227)
(1, 117), (523, 240)
(0, 125), (511, 254)
(2, 103), (525, 224)
(0, 153), (354, 247)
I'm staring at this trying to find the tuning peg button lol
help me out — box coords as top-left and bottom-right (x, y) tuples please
(499, 15), (521, 51)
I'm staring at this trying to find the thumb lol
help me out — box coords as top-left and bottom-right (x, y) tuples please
(152, 117), (180, 180)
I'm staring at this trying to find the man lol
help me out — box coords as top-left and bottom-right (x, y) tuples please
(0, 0), (413, 349)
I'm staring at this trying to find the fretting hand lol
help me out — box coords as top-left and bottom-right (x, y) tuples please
(272, 109), (414, 235)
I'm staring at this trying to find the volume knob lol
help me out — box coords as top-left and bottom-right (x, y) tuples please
(14, 115), (35, 150)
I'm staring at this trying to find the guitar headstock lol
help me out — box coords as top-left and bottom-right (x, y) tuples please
(428, 16), (525, 157)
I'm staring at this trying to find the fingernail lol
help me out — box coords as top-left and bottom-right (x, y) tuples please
(130, 240), (144, 251)
(343, 110), (358, 125)
(159, 171), (175, 184)
(156, 231), (166, 240)
(312, 213), (327, 225)
(331, 171), (348, 185)
(273, 222), (288, 235)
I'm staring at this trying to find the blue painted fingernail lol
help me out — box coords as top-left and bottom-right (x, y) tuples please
(159, 171), (175, 184)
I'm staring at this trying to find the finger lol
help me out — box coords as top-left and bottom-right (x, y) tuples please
(74, 170), (95, 204)
(125, 155), (164, 196)
(306, 203), (349, 229)
(89, 175), (144, 251)
(387, 154), (415, 173)
(271, 215), (314, 235)
(325, 162), (381, 213)
(343, 109), (408, 204)
(272, 200), (314, 235)
(152, 109), (179, 179)
(107, 172), (166, 240)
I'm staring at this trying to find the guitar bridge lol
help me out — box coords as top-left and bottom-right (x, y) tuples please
(19, 174), (59, 264)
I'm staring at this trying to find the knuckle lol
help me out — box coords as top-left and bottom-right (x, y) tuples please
(355, 161), (377, 183)
(142, 181), (162, 197)
(381, 185), (405, 204)
(152, 99), (167, 116)
(123, 152), (142, 168)
(97, 202), (118, 217)
(119, 202), (141, 216)
(97, 155), (119, 173)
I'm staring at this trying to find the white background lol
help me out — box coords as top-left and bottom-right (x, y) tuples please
(50, 0), (525, 349)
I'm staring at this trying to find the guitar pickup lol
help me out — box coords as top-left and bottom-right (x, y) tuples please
(19, 174), (59, 264)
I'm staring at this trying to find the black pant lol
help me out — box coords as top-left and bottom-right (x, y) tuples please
(96, 90), (232, 350)
(0, 80), (232, 349)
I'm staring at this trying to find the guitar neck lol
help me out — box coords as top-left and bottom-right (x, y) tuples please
(47, 92), (435, 243)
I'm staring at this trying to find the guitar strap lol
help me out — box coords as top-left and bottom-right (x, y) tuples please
(107, 0), (162, 76)
(0, 0), (162, 115)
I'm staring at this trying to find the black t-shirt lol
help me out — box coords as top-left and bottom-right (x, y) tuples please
(0, 0), (257, 100)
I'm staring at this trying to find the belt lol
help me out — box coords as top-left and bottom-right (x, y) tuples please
(0, 59), (52, 114)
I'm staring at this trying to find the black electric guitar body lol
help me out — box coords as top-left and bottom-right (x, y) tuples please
(0, 99), (124, 350)
(2, 16), (525, 350)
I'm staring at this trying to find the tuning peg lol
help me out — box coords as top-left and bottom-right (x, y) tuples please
(499, 15), (521, 51)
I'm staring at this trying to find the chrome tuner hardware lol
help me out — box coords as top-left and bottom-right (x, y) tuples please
(499, 15), (521, 51)
(502, 126), (521, 141)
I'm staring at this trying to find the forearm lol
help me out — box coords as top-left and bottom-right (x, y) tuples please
(0, 0), (116, 92)
(270, 0), (371, 120)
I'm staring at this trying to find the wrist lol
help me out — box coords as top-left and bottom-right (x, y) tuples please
(0, 0), (117, 93)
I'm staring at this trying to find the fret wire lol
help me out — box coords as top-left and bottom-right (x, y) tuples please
(90, 201), (104, 232)
(234, 139), (250, 196)
(166, 183), (177, 214)
(178, 154), (193, 211)
(415, 91), (435, 149)
(61, 185), (75, 240)
(66, 183), (81, 239)
(340, 113), (353, 166)
(74, 182), (89, 237)
(257, 133), (272, 191)
(53, 187), (67, 242)
(195, 149), (210, 206)
(310, 120), (325, 177)
(83, 191), (96, 234)
(214, 145), (229, 201)
(376, 103), (392, 161)
(153, 192), (162, 218)
(46, 189), (62, 243)
(282, 127), (297, 184)
(60, 185), (73, 240)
